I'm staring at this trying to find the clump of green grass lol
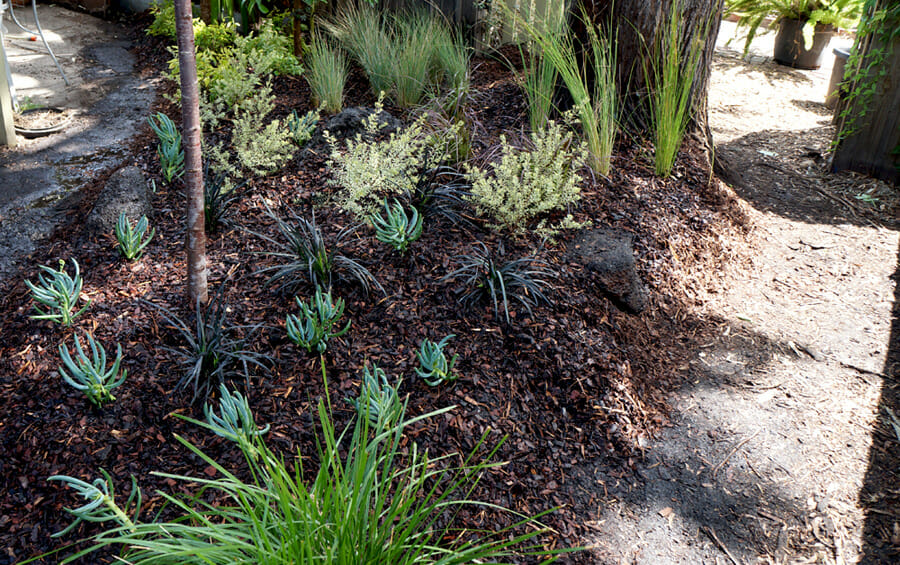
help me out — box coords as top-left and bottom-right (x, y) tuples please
(305, 34), (348, 114)
(645, 0), (707, 177)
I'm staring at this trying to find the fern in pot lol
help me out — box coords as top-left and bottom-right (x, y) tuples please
(726, 0), (864, 69)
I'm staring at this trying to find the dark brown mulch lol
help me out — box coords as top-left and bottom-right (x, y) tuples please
(0, 31), (751, 565)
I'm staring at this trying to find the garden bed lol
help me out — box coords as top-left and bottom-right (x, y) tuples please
(0, 20), (752, 565)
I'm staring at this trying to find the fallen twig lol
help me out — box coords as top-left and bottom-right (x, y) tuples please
(712, 429), (761, 480)
(701, 525), (741, 565)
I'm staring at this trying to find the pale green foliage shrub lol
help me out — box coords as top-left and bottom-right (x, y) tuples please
(231, 86), (295, 177)
(467, 120), (587, 233)
(147, 0), (176, 40)
(326, 109), (453, 221)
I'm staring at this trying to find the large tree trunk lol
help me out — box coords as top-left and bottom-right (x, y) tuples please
(577, 0), (724, 150)
(174, 0), (208, 306)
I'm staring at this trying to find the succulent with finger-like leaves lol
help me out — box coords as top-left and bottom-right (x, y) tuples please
(285, 286), (351, 353)
(204, 384), (270, 455)
(25, 259), (90, 326)
(115, 212), (155, 261)
(415, 334), (459, 386)
(58, 332), (127, 408)
(347, 363), (401, 429)
(371, 198), (424, 254)
(48, 469), (140, 537)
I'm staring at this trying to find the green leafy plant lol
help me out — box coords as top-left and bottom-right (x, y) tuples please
(645, 0), (708, 177)
(371, 198), (424, 253)
(146, 291), (271, 403)
(285, 286), (351, 353)
(48, 469), (140, 539)
(326, 109), (453, 221)
(467, 120), (586, 234)
(251, 204), (383, 295)
(147, 0), (177, 40)
(231, 86), (296, 176)
(517, 7), (618, 175)
(203, 160), (247, 234)
(147, 112), (185, 183)
(443, 242), (554, 324)
(204, 384), (270, 450)
(25, 259), (90, 326)
(323, 2), (394, 96)
(415, 335), (459, 386)
(305, 35), (348, 113)
(726, 0), (864, 56)
(43, 390), (570, 564)
(286, 108), (320, 147)
(347, 363), (402, 429)
(114, 212), (155, 261)
(58, 332), (128, 408)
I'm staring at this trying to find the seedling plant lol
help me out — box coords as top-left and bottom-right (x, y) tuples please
(114, 212), (155, 261)
(371, 198), (424, 254)
(25, 258), (90, 327)
(415, 334), (459, 386)
(147, 112), (185, 183)
(58, 332), (128, 408)
(285, 286), (351, 353)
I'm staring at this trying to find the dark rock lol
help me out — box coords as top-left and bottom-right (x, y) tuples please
(566, 228), (650, 314)
(307, 107), (402, 150)
(84, 165), (152, 238)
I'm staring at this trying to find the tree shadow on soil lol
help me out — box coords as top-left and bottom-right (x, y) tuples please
(859, 266), (900, 563)
(713, 52), (817, 88)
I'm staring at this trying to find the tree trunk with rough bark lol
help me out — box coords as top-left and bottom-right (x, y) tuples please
(576, 0), (724, 147)
(294, 0), (304, 59)
(174, 0), (208, 306)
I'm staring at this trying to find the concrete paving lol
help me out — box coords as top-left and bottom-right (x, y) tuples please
(0, 4), (154, 280)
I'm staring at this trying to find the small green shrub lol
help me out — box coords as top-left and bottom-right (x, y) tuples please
(467, 120), (586, 234)
(193, 19), (237, 53)
(231, 86), (295, 176)
(443, 242), (554, 324)
(115, 212), (155, 261)
(326, 111), (451, 221)
(146, 0), (177, 40)
(147, 112), (184, 183)
(415, 335), (458, 386)
(305, 36), (348, 114)
(347, 363), (402, 429)
(371, 198), (424, 254)
(286, 108), (320, 147)
(58, 332), (127, 408)
(25, 259), (90, 326)
(285, 286), (351, 354)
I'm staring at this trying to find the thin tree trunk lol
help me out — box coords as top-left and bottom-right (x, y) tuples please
(200, 0), (211, 24)
(293, 0), (304, 59)
(174, 0), (208, 306)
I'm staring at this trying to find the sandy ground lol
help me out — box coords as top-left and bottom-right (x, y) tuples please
(0, 4), (154, 281)
(586, 21), (899, 565)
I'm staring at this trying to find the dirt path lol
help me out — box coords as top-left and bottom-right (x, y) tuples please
(585, 24), (900, 564)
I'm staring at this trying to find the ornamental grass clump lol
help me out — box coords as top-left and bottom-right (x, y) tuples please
(285, 286), (351, 354)
(146, 291), (271, 403)
(115, 212), (155, 261)
(646, 0), (707, 177)
(305, 35), (348, 113)
(323, 2), (394, 96)
(467, 120), (586, 234)
(251, 204), (383, 295)
(371, 198), (424, 254)
(44, 385), (570, 564)
(58, 332), (128, 408)
(443, 242), (554, 325)
(25, 258), (90, 327)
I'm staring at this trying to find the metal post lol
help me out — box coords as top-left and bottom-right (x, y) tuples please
(0, 40), (17, 147)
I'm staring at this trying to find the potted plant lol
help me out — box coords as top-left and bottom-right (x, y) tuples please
(726, 0), (864, 69)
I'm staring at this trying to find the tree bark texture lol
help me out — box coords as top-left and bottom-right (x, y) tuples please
(174, 0), (208, 306)
(575, 0), (724, 141)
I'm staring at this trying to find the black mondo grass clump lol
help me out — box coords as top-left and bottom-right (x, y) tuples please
(405, 163), (471, 226)
(144, 290), (272, 403)
(250, 204), (383, 295)
(203, 160), (248, 234)
(444, 242), (554, 324)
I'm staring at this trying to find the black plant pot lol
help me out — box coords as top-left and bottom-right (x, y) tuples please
(773, 18), (835, 70)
